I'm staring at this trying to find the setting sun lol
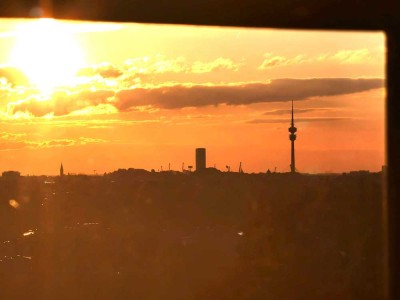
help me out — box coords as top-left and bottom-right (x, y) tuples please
(10, 18), (84, 93)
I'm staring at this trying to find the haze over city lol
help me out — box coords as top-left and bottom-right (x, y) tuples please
(0, 19), (385, 174)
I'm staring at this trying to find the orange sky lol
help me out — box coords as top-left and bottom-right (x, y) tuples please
(0, 19), (385, 175)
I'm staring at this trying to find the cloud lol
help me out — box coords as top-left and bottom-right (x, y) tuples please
(259, 53), (306, 69)
(0, 67), (29, 86)
(0, 131), (26, 140)
(259, 48), (383, 69)
(77, 64), (123, 78)
(115, 78), (384, 110)
(0, 135), (106, 151)
(9, 89), (115, 117)
(7, 78), (383, 117)
(73, 56), (244, 91)
(1, 118), (162, 129)
(123, 56), (242, 75)
(27, 137), (106, 149)
(247, 117), (351, 124)
(320, 49), (377, 64)
(191, 58), (241, 73)
(124, 56), (187, 74)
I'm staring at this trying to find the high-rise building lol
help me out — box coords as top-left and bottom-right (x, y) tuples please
(60, 163), (64, 177)
(196, 148), (206, 171)
(288, 100), (297, 173)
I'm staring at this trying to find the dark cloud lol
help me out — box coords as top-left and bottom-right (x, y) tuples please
(116, 78), (384, 110)
(9, 78), (383, 117)
(247, 117), (352, 124)
(0, 67), (29, 86)
(11, 89), (114, 117)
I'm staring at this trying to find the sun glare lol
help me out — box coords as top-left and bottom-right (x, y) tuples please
(10, 19), (84, 93)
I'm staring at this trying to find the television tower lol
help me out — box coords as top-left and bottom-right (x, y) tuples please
(288, 100), (297, 173)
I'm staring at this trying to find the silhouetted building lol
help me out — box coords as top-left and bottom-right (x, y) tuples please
(2, 171), (20, 178)
(349, 170), (370, 175)
(289, 100), (297, 173)
(60, 163), (64, 177)
(196, 148), (206, 171)
(110, 168), (150, 177)
(205, 167), (221, 173)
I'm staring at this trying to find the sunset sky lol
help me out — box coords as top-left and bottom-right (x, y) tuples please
(0, 18), (385, 175)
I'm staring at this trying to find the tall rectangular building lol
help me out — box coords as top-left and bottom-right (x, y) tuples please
(196, 148), (206, 171)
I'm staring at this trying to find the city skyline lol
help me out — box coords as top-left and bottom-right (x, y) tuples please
(0, 19), (385, 175)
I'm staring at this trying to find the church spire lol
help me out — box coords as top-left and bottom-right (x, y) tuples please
(60, 163), (64, 177)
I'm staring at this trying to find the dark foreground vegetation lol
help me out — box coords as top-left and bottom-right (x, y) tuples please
(0, 170), (384, 299)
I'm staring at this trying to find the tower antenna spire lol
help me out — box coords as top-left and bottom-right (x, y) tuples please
(288, 100), (297, 173)
(291, 99), (294, 127)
